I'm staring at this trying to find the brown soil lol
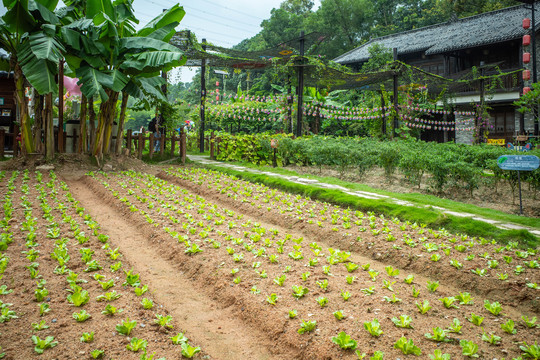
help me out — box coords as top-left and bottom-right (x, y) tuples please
(286, 165), (540, 218)
(1, 155), (539, 360)
(63, 167), (538, 359)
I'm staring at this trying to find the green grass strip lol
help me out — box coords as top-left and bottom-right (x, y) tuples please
(199, 163), (539, 248)
(218, 161), (540, 230)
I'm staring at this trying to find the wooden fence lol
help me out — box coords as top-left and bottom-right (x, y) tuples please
(0, 128), (189, 164)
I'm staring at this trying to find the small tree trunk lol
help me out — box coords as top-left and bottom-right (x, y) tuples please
(58, 59), (65, 153)
(44, 93), (54, 159)
(88, 97), (96, 153)
(33, 91), (43, 154)
(13, 63), (34, 155)
(102, 91), (119, 156)
(115, 92), (129, 155)
(79, 95), (87, 153)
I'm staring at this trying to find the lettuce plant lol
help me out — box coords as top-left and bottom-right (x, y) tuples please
(292, 285), (309, 299)
(72, 310), (91, 322)
(484, 300), (502, 316)
(171, 332), (188, 345)
(340, 290), (351, 301)
(266, 294), (278, 305)
(394, 337), (421, 355)
(298, 320), (316, 334)
(180, 342), (201, 358)
(364, 319), (383, 337)
(126, 338), (147, 352)
(80, 332), (94, 343)
(520, 341), (540, 359)
(481, 331), (501, 345)
(141, 298), (154, 310)
(32, 335), (57, 354)
(455, 292), (474, 305)
(424, 327), (448, 342)
(331, 331), (357, 350)
(447, 318), (463, 334)
(429, 349), (451, 360)
(416, 300), (431, 314)
(392, 315), (413, 328)
(522, 315), (538, 328)
(116, 317), (137, 336)
(467, 313), (484, 326)
(440, 297), (459, 309)
(460, 339), (479, 357)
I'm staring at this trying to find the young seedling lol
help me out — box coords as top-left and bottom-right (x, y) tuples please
(455, 292), (474, 305)
(429, 349), (451, 360)
(447, 318), (463, 334)
(292, 285), (309, 299)
(266, 294), (278, 305)
(404, 275), (414, 284)
(154, 314), (174, 329)
(522, 315), (538, 328)
(181, 342), (201, 358)
(116, 317), (137, 336)
(31, 320), (49, 331)
(32, 335), (58, 354)
(171, 332), (188, 345)
(484, 300), (502, 316)
(519, 341), (540, 359)
(316, 296), (328, 308)
(394, 337), (421, 355)
(392, 314), (413, 328)
(340, 290), (351, 301)
(288, 309), (297, 319)
(141, 298), (153, 310)
(80, 332), (94, 343)
(481, 331), (501, 346)
(297, 320), (316, 334)
(424, 327), (448, 342)
(363, 319), (383, 337)
(500, 319), (517, 334)
(426, 281), (439, 293)
(126, 338), (148, 352)
(416, 300), (431, 314)
(467, 313), (484, 326)
(333, 310), (344, 320)
(331, 331), (357, 350)
(460, 339), (479, 357)
(439, 297), (459, 309)
(72, 309), (91, 322)
(90, 349), (104, 359)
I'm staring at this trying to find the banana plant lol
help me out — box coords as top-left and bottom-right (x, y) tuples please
(0, 0), (65, 155)
(61, 0), (187, 158)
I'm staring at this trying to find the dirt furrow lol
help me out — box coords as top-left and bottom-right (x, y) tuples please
(66, 178), (284, 360)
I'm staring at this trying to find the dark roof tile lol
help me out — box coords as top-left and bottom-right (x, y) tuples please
(334, 3), (540, 64)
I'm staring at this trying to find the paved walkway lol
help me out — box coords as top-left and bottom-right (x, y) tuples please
(188, 155), (540, 237)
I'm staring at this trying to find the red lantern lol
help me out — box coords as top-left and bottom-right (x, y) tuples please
(523, 69), (531, 81)
(216, 95), (219, 101)
(216, 81), (219, 87)
(524, 87), (531, 94)
(523, 52), (531, 64)
(523, 18), (531, 29)
(523, 35), (531, 46)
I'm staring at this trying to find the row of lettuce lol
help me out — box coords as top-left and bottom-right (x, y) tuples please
(209, 133), (540, 196)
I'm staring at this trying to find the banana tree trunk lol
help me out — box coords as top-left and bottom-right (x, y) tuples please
(79, 95), (87, 153)
(88, 97), (96, 153)
(44, 93), (54, 159)
(33, 90), (43, 154)
(93, 89), (117, 158)
(115, 92), (129, 155)
(13, 63), (34, 155)
(103, 91), (119, 156)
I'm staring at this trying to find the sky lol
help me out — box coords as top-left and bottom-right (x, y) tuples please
(0, 0), (321, 82)
(132, 0), (322, 83)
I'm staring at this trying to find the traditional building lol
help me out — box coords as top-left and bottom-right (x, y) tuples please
(334, 3), (540, 144)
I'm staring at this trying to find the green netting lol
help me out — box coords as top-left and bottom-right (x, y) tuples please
(169, 30), (521, 93)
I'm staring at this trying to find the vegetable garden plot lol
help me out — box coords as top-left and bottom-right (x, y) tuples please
(83, 169), (539, 360)
(160, 167), (540, 315)
(0, 170), (201, 359)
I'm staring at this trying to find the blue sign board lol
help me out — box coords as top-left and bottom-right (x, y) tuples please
(497, 155), (540, 171)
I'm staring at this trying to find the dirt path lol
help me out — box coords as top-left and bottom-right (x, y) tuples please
(66, 178), (279, 360)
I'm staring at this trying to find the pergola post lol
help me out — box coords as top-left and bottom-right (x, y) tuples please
(296, 31), (305, 138)
(200, 39), (207, 153)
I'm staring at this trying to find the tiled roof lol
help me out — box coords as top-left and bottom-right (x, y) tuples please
(334, 3), (540, 64)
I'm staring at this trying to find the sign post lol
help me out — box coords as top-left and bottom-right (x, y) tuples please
(497, 155), (540, 215)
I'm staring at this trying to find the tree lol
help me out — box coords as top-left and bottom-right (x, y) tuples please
(62, 0), (187, 158)
(0, 0), (65, 156)
(280, 0), (315, 15)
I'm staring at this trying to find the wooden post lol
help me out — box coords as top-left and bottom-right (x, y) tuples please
(200, 39), (207, 153)
(13, 124), (19, 156)
(296, 31), (305, 137)
(63, 132), (67, 152)
(392, 48), (399, 138)
(170, 134), (176, 157)
(160, 132), (165, 156)
(127, 129), (132, 155)
(210, 131), (215, 159)
(58, 59), (65, 153)
(180, 128), (186, 165)
(149, 132), (154, 159)
(72, 128), (77, 153)
(0, 129), (4, 158)
(138, 132), (143, 159)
